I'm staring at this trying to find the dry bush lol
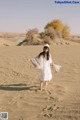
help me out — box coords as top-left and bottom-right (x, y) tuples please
(45, 19), (70, 39)
(26, 28), (39, 40)
(62, 25), (70, 39)
(45, 19), (64, 32)
(18, 28), (42, 45)
(43, 36), (51, 45)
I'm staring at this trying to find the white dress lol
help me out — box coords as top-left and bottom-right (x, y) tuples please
(39, 54), (52, 81)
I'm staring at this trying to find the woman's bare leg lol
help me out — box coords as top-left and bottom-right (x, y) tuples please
(43, 81), (48, 90)
(45, 81), (48, 86)
(40, 81), (48, 91)
(40, 81), (43, 91)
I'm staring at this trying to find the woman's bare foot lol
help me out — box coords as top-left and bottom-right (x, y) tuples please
(45, 81), (48, 86)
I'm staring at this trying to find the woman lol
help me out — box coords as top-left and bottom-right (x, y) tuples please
(37, 44), (53, 91)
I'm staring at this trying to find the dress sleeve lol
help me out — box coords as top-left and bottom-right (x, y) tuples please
(49, 54), (53, 64)
(39, 55), (44, 69)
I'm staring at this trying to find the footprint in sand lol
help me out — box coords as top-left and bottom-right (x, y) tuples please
(43, 105), (60, 118)
(42, 104), (60, 112)
(42, 105), (53, 111)
(44, 113), (52, 118)
(19, 116), (24, 120)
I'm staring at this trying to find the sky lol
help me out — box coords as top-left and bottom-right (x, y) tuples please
(0, 0), (80, 34)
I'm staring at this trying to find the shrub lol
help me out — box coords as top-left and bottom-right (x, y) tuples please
(45, 19), (70, 39)
(26, 28), (39, 40)
(62, 25), (70, 39)
(45, 19), (64, 32)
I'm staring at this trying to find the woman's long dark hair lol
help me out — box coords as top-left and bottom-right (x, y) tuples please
(38, 46), (50, 60)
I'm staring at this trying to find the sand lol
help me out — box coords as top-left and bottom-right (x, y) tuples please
(0, 38), (18, 46)
(0, 44), (80, 120)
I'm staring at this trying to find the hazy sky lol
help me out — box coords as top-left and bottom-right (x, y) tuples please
(0, 0), (80, 34)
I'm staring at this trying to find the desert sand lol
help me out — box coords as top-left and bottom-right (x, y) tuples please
(0, 44), (80, 120)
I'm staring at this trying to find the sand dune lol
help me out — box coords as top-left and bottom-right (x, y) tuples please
(0, 44), (80, 120)
(0, 38), (18, 46)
